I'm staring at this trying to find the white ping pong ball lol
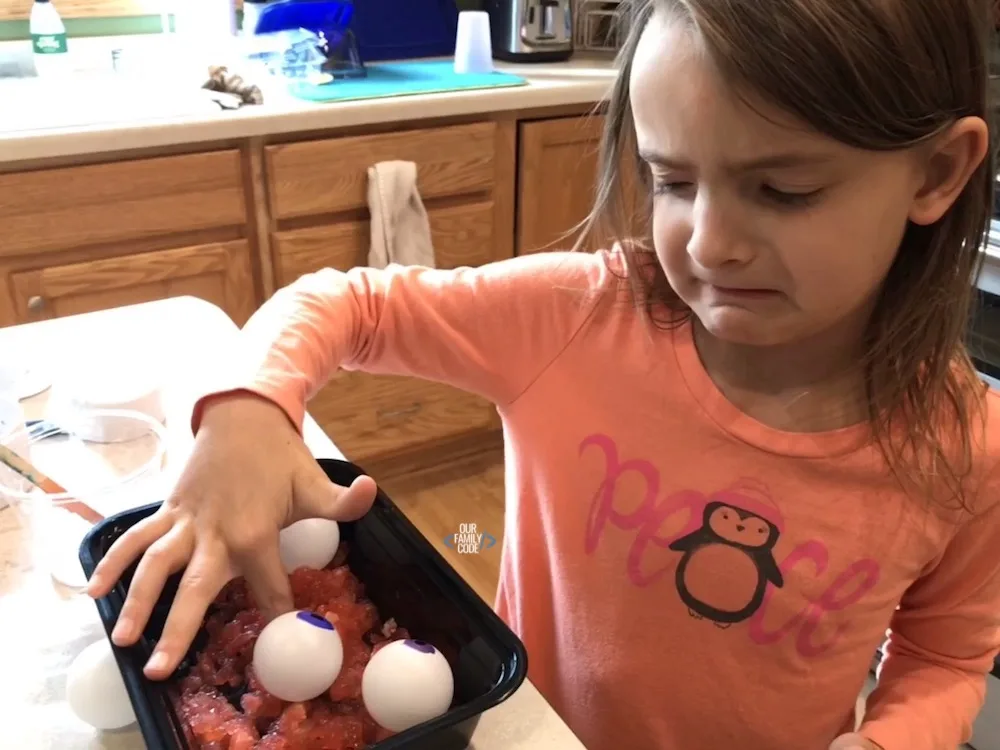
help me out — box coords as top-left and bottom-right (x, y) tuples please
(65, 638), (136, 730)
(252, 610), (344, 702)
(361, 639), (455, 732)
(278, 518), (340, 572)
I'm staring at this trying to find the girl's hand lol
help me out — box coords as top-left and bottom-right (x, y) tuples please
(829, 733), (882, 750)
(85, 393), (378, 680)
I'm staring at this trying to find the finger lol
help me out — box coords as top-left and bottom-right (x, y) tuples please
(111, 522), (194, 647)
(292, 466), (378, 523)
(143, 542), (229, 680)
(829, 733), (873, 750)
(239, 534), (294, 621)
(86, 511), (174, 598)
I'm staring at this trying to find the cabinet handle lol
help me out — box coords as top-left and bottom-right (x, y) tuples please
(27, 296), (45, 313)
(376, 403), (422, 422)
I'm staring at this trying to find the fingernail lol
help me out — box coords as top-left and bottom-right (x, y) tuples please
(112, 617), (132, 643)
(146, 651), (168, 673)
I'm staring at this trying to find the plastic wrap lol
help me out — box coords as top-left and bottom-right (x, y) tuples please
(245, 28), (332, 82)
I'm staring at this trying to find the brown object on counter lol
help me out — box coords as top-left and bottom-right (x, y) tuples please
(203, 65), (264, 106)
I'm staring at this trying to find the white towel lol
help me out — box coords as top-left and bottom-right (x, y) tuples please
(366, 160), (436, 269)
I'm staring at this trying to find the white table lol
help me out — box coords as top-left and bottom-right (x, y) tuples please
(0, 296), (585, 750)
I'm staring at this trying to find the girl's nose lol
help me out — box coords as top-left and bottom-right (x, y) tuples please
(686, 193), (754, 269)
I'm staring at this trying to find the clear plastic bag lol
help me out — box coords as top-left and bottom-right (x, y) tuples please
(245, 28), (330, 82)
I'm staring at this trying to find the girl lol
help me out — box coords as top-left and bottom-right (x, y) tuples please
(88, 1), (1000, 748)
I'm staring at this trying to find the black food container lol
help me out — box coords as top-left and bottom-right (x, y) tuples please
(78, 458), (528, 750)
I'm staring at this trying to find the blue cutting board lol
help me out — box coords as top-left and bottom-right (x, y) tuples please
(288, 60), (528, 102)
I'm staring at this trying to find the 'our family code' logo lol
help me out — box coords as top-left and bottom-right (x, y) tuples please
(443, 523), (497, 555)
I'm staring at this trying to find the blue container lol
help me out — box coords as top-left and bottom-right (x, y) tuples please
(253, 0), (355, 35)
(350, 0), (460, 62)
(255, 0), (461, 62)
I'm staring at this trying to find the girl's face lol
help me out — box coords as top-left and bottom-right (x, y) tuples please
(629, 12), (927, 348)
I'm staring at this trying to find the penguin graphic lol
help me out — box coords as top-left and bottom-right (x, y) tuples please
(670, 487), (784, 628)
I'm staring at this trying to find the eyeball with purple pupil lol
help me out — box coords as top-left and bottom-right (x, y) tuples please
(252, 610), (344, 702)
(361, 639), (455, 732)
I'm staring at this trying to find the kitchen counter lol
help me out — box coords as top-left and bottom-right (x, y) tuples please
(0, 34), (618, 163)
(0, 295), (588, 750)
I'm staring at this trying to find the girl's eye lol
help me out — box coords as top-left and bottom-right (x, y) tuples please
(761, 184), (822, 207)
(652, 180), (694, 198)
(650, 179), (823, 206)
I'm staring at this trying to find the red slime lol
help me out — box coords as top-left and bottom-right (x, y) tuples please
(170, 543), (405, 749)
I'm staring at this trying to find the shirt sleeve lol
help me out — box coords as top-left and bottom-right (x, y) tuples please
(860, 488), (1000, 750)
(191, 249), (619, 434)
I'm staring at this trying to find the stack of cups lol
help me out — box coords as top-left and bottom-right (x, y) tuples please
(454, 10), (494, 75)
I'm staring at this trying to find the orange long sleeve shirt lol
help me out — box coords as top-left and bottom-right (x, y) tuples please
(196, 248), (1000, 750)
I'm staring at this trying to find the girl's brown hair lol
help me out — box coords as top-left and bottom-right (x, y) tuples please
(581, 0), (996, 508)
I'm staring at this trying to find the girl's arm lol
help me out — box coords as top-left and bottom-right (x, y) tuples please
(192, 250), (617, 434)
(859, 489), (1000, 750)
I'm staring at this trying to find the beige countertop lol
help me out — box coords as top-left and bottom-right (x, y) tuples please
(0, 295), (587, 750)
(0, 34), (618, 163)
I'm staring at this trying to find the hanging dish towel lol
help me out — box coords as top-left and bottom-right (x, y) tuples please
(367, 160), (436, 269)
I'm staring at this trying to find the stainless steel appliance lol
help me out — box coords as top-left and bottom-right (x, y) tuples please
(485, 0), (573, 62)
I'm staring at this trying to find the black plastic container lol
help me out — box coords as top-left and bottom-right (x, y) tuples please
(78, 458), (528, 750)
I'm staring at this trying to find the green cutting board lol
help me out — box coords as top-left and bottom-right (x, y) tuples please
(289, 59), (528, 102)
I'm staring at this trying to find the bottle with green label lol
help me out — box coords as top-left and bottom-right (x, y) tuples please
(30, 0), (69, 77)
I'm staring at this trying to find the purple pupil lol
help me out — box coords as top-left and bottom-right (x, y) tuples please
(297, 611), (334, 631)
(404, 639), (436, 654)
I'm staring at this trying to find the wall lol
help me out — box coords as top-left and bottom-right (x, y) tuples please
(0, 0), (482, 40)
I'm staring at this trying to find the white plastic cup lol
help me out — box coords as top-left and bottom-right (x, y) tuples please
(0, 408), (167, 589)
(171, 0), (237, 70)
(454, 10), (493, 75)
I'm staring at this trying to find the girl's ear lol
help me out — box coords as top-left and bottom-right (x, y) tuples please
(908, 116), (990, 226)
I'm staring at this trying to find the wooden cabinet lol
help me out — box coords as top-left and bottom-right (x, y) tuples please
(0, 149), (257, 327)
(266, 122), (515, 471)
(265, 122), (498, 221)
(8, 241), (256, 326)
(0, 150), (246, 258)
(517, 114), (647, 255)
(0, 107), (629, 475)
(273, 202), (498, 282)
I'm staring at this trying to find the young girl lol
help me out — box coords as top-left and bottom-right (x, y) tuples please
(88, 1), (1000, 748)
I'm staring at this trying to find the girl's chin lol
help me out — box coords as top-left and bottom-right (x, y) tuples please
(691, 306), (801, 348)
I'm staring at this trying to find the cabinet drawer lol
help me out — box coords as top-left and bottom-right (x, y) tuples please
(310, 371), (496, 465)
(265, 123), (497, 220)
(272, 201), (496, 284)
(9, 240), (256, 326)
(0, 150), (246, 258)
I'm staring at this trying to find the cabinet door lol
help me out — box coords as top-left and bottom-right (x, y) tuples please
(517, 115), (646, 255)
(273, 202), (498, 281)
(9, 240), (256, 326)
(0, 150), (246, 259)
(272, 203), (499, 466)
